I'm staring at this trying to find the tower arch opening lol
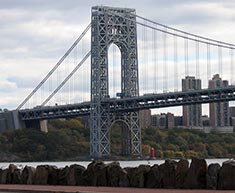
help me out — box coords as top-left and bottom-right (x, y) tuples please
(109, 119), (131, 156)
(108, 43), (121, 98)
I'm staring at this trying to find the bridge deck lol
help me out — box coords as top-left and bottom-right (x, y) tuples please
(19, 86), (235, 121)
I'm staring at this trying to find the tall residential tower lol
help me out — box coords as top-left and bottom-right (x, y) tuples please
(182, 76), (202, 127)
(209, 74), (229, 127)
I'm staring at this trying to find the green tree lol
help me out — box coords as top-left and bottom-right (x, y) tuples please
(185, 150), (199, 158)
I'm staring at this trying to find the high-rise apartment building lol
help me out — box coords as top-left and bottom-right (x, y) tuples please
(150, 113), (175, 129)
(209, 74), (229, 127)
(139, 109), (151, 129)
(182, 76), (202, 127)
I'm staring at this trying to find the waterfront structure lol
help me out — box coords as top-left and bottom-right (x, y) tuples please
(209, 74), (229, 127)
(182, 76), (202, 127)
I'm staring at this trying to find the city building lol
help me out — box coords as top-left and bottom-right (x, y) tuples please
(229, 106), (235, 132)
(151, 114), (167, 129)
(151, 114), (158, 128)
(166, 112), (175, 129)
(209, 74), (229, 127)
(174, 116), (183, 127)
(139, 109), (151, 129)
(229, 106), (235, 119)
(151, 113), (175, 129)
(182, 76), (202, 127)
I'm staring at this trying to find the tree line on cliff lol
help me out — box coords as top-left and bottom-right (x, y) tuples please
(0, 118), (234, 161)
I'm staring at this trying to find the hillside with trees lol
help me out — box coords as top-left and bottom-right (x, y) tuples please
(0, 119), (234, 161)
(142, 127), (235, 159)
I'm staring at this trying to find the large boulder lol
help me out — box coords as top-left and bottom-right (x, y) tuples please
(21, 166), (36, 184)
(159, 160), (177, 188)
(125, 164), (150, 188)
(106, 162), (129, 187)
(207, 163), (220, 190)
(145, 164), (161, 188)
(0, 169), (3, 184)
(218, 160), (235, 190)
(58, 166), (69, 185)
(83, 161), (107, 186)
(47, 165), (58, 185)
(67, 164), (86, 186)
(6, 164), (19, 184)
(184, 158), (207, 189)
(33, 165), (49, 185)
(0, 169), (8, 184)
(118, 168), (129, 187)
(11, 169), (21, 184)
(176, 159), (189, 188)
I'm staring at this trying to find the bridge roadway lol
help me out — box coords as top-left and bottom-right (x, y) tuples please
(19, 86), (235, 121)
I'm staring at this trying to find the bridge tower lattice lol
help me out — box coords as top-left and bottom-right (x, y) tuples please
(90, 6), (141, 158)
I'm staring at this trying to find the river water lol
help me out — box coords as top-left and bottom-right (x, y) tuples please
(0, 158), (231, 169)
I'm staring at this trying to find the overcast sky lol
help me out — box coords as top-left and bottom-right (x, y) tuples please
(1, 0), (235, 115)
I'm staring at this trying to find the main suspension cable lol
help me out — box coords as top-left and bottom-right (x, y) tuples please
(106, 10), (235, 50)
(41, 51), (91, 106)
(17, 23), (91, 110)
(131, 12), (235, 48)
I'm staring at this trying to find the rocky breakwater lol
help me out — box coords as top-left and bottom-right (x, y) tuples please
(0, 158), (235, 190)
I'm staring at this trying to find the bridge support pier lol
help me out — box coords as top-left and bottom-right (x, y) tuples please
(24, 119), (48, 133)
(40, 120), (48, 133)
(0, 110), (25, 132)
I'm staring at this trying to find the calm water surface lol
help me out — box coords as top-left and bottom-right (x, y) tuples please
(0, 158), (230, 169)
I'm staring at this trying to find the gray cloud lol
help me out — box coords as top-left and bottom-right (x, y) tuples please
(1, 0), (235, 113)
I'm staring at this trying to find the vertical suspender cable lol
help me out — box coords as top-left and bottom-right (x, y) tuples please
(153, 29), (157, 93)
(68, 50), (71, 104)
(163, 28), (167, 92)
(145, 23), (149, 93)
(196, 40), (199, 79)
(230, 49), (234, 85)
(207, 42), (211, 80)
(185, 36), (189, 77)
(152, 29), (154, 93)
(82, 38), (84, 102)
(142, 23), (146, 93)
(41, 84), (43, 106)
(218, 46), (222, 77)
(73, 44), (77, 103)
(49, 71), (52, 105)
(174, 33), (178, 91)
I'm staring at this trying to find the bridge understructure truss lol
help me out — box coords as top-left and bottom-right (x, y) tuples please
(20, 86), (235, 121)
(90, 6), (141, 158)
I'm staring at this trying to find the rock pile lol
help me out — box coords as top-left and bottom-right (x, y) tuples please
(0, 158), (235, 190)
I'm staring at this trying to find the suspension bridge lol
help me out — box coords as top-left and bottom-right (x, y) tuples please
(2, 6), (235, 158)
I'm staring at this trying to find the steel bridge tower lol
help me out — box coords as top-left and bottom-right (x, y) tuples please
(90, 6), (141, 158)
